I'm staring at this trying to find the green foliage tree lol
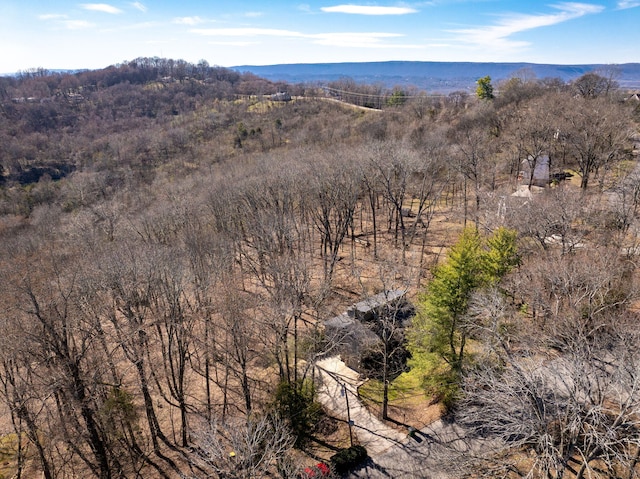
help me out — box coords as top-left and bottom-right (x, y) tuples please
(386, 89), (407, 107)
(483, 227), (520, 280)
(272, 380), (322, 448)
(330, 445), (368, 474)
(407, 227), (518, 407)
(476, 75), (494, 100)
(419, 228), (484, 371)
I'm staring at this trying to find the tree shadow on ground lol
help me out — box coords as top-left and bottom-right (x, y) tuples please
(348, 457), (391, 478)
(385, 416), (410, 428)
(306, 435), (342, 453)
(382, 416), (427, 443)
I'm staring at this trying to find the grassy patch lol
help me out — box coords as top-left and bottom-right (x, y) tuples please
(0, 433), (21, 479)
(391, 368), (424, 396)
(359, 372), (424, 405)
(358, 379), (384, 404)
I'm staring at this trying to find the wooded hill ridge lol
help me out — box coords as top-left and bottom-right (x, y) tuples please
(232, 60), (640, 92)
(1, 57), (640, 479)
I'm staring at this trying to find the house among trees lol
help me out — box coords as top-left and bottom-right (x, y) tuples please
(324, 290), (408, 330)
(350, 289), (407, 322)
(519, 155), (550, 188)
(632, 133), (640, 155)
(324, 290), (410, 373)
(65, 92), (85, 104)
(271, 91), (291, 101)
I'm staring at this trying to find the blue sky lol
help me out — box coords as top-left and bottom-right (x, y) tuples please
(1, 1), (638, 73)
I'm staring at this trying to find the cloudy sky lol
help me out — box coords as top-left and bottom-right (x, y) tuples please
(1, 1), (638, 73)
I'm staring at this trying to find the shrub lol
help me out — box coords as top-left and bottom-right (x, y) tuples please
(273, 379), (323, 447)
(330, 445), (368, 474)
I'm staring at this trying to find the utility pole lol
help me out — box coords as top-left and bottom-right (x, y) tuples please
(342, 383), (354, 447)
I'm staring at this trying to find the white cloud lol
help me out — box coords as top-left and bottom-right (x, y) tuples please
(38, 13), (95, 30)
(191, 27), (304, 37)
(119, 21), (158, 30)
(80, 3), (123, 14)
(131, 2), (147, 12)
(63, 20), (96, 29)
(448, 2), (604, 50)
(311, 32), (414, 48)
(321, 5), (418, 15)
(173, 16), (205, 25)
(207, 41), (259, 47)
(617, 0), (640, 8)
(39, 13), (68, 20)
(191, 27), (420, 49)
(244, 11), (264, 18)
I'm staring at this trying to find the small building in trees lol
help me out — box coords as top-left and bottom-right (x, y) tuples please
(323, 290), (411, 372)
(324, 310), (379, 372)
(271, 91), (291, 101)
(631, 132), (640, 155)
(519, 155), (550, 188)
(350, 290), (407, 322)
(324, 290), (408, 328)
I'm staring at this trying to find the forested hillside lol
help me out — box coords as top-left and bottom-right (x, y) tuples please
(1, 58), (640, 479)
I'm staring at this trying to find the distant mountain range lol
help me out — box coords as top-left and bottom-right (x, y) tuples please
(232, 61), (640, 93)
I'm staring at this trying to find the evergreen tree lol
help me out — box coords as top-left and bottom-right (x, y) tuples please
(476, 75), (495, 100)
(407, 227), (518, 407)
(419, 228), (483, 371)
(484, 227), (520, 280)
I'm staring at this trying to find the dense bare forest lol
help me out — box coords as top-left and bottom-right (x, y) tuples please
(1, 58), (640, 479)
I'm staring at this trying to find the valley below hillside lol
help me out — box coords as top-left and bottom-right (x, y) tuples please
(233, 60), (640, 92)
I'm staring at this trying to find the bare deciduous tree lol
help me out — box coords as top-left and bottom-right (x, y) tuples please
(308, 152), (360, 282)
(189, 414), (297, 479)
(557, 96), (631, 189)
(456, 260), (640, 479)
(447, 104), (499, 226)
